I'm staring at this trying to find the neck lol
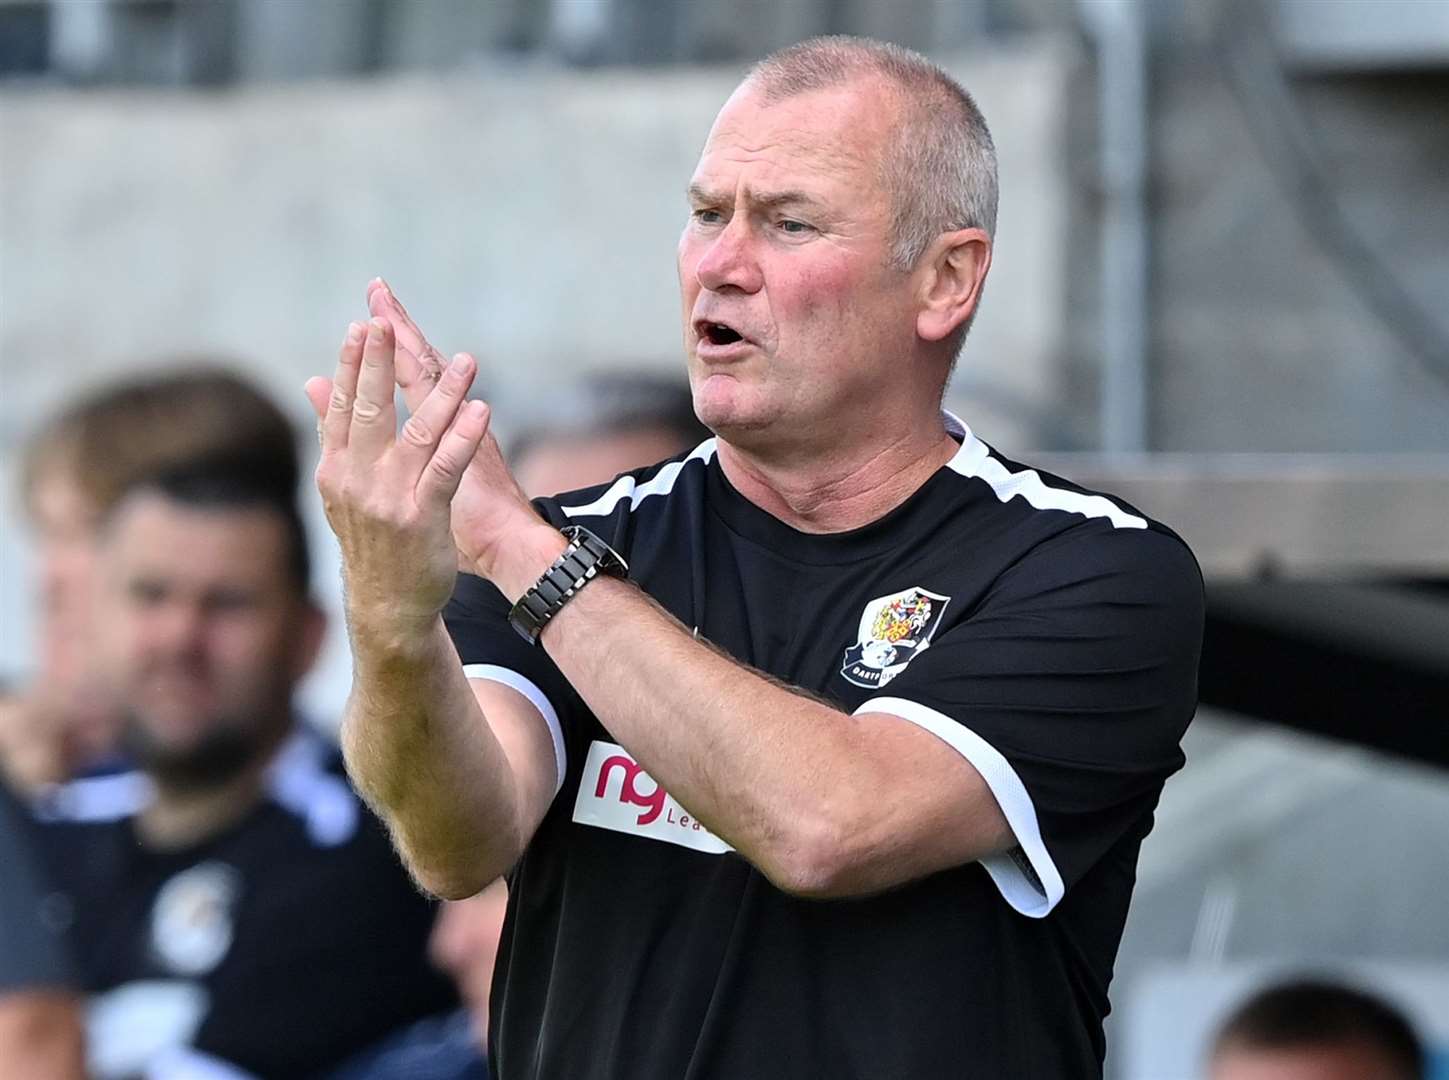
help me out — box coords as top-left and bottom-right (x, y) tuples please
(137, 739), (280, 851)
(717, 412), (959, 534)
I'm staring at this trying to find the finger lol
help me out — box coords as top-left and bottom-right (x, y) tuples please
(304, 375), (332, 449)
(319, 322), (365, 453)
(368, 279), (447, 411)
(416, 399), (491, 511)
(349, 317), (398, 458)
(395, 352), (478, 476)
(304, 376), (331, 422)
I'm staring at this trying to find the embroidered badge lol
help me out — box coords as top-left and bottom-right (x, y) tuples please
(841, 587), (951, 689)
(149, 861), (241, 976)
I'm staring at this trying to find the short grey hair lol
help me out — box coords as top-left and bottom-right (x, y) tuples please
(746, 36), (999, 272)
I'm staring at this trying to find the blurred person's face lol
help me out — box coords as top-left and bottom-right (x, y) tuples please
(1210, 1041), (1413, 1080)
(29, 464), (102, 680)
(514, 427), (698, 497)
(429, 880), (509, 1048)
(97, 492), (323, 789)
(25, 463), (121, 765)
(678, 78), (926, 452)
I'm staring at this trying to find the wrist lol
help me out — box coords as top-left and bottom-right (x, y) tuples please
(486, 523), (572, 604)
(346, 604), (443, 663)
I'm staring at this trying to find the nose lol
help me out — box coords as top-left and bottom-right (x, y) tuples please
(694, 216), (763, 295)
(148, 600), (208, 660)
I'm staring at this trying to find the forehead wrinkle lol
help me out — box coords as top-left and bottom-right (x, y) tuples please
(687, 181), (830, 214)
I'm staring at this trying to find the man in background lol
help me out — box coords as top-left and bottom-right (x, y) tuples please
(425, 372), (705, 1058)
(2, 367), (298, 795)
(1208, 977), (1425, 1080)
(507, 371), (708, 497)
(32, 457), (455, 1079)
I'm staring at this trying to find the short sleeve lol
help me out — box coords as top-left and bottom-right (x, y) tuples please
(0, 781), (75, 991)
(443, 572), (577, 797)
(854, 524), (1203, 918)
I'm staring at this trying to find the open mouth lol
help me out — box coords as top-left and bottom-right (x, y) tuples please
(698, 321), (744, 347)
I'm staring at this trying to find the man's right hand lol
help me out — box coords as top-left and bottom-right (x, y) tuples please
(305, 318), (490, 642)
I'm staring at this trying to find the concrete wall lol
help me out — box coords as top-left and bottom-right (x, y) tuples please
(1061, 7), (1449, 453)
(0, 41), (1072, 706)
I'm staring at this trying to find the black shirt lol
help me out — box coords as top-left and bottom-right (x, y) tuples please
(0, 776), (74, 993)
(446, 415), (1203, 1079)
(33, 730), (457, 1079)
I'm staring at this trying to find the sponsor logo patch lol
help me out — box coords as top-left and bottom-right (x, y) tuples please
(573, 741), (733, 855)
(841, 586), (951, 689)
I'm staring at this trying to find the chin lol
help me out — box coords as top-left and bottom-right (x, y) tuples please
(692, 379), (762, 436)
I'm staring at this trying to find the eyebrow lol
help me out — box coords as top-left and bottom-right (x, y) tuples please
(686, 183), (828, 213)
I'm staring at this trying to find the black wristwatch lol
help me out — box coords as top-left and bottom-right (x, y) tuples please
(508, 525), (629, 644)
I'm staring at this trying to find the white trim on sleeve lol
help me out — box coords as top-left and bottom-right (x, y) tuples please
(854, 695), (1066, 919)
(463, 664), (568, 797)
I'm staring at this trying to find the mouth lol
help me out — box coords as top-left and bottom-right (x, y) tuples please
(693, 319), (747, 348)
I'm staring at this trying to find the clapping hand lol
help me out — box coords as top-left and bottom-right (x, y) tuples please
(304, 283), (561, 626)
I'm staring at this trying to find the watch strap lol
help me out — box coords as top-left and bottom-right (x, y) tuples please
(508, 526), (628, 644)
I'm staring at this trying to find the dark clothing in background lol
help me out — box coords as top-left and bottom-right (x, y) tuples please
(32, 731), (457, 1079)
(1, 776), (74, 993)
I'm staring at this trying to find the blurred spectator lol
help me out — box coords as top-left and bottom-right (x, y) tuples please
(428, 882), (510, 1051)
(1, 367), (299, 795)
(29, 457), (455, 1079)
(0, 774), (84, 1079)
(508, 370), (709, 497)
(420, 371), (704, 1060)
(1208, 976), (1425, 1080)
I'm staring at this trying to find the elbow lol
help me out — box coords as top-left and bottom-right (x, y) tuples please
(402, 820), (523, 902)
(405, 841), (513, 901)
(759, 814), (862, 900)
(413, 864), (495, 902)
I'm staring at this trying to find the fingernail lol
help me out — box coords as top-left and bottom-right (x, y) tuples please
(369, 317), (387, 338)
(346, 322), (363, 344)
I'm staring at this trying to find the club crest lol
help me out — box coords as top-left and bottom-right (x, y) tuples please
(841, 587), (951, 689)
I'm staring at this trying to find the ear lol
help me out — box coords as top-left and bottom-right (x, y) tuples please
(915, 227), (992, 344)
(289, 600), (328, 683)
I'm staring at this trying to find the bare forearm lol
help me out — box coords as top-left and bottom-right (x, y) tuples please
(540, 578), (877, 893)
(343, 617), (521, 897)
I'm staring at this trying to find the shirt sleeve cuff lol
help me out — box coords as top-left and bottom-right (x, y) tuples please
(463, 664), (568, 797)
(853, 695), (1066, 918)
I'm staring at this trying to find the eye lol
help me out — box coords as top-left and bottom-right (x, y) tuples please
(127, 580), (167, 607)
(776, 219), (814, 235)
(204, 589), (257, 616)
(691, 208), (724, 226)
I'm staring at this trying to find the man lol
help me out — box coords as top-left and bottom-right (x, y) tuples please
(0, 777), (84, 1079)
(2, 367), (299, 794)
(307, 35), (1203, 1077)
(32, 460), (456, 1079)
(1208, 978), (1425, 1080)
(507, 371), (709, 496)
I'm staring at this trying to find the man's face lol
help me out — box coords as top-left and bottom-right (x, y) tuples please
(1210, 1042), (1413, 1080)
(514, 427), (697, 498)
(678, 78), (923, 450)
(29, 465), (102, 690)
(97, 493), (320, 786)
